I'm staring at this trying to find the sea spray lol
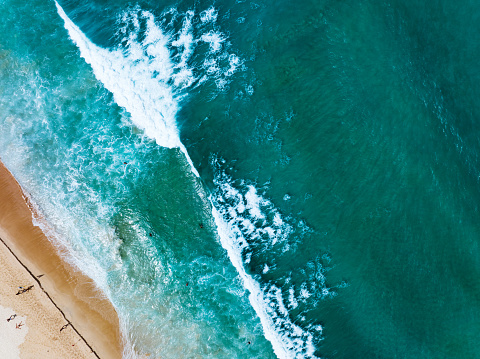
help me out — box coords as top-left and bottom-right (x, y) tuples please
(4, 0), (480, 357)
(55, 2), (242, 150)
(52, 3), (280, 357)
(56, 2), (182, 149)
(55, 2), (331, 357)
(209, 158), (334, 358)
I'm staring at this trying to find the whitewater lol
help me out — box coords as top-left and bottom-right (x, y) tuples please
(5, 0), (480, 358)
(55, 2), (322, 358)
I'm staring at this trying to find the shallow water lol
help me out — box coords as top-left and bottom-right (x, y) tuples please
(1, 0), (480, 358)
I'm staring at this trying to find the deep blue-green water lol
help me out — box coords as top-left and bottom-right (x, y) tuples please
(2, 0), (480, 358)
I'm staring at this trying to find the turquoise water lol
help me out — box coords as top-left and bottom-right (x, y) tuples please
(1, 0), (480, 358)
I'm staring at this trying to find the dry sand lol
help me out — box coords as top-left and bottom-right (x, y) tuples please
(0, 161), (123, 358)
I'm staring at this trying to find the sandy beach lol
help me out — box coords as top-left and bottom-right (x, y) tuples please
(0, 161), (123, 358)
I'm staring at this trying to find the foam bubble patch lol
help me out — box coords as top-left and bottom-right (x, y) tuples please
(209, 157), (335, 359)
(56, 2), (243, 174)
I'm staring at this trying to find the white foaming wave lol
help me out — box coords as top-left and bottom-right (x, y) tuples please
(210, 207), (320, 359)
(56, 2), (244, 176)
(200, 7), (218, 23)
(244, 185), (267, 220)
(20, 181), (139, 359)
(226, 54), (242, 76)
(2, 145), (114, 296)
(201, 31), (225, 53)
(213, 170), (292, 251)
(288, 287), (298, 309)
(0, 117), (140, 359)
(171, 12), (195, 89)
(202, 52), (244, 91)
(56, 2), (181, 149)
(210, 162), (326, 359)
(54, 3), (324, 358)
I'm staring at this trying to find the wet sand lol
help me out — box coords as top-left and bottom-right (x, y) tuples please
(0, 161), (123, 358)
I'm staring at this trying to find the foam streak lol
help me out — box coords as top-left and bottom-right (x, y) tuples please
(55, 2), (315, 358)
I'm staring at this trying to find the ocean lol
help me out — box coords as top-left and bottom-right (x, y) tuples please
(1, 0), (480, 357)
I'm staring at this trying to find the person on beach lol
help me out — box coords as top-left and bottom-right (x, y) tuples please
(60, 323), (70, 332)
(6, 314), (16, 322)
(16, 285), (34, 295)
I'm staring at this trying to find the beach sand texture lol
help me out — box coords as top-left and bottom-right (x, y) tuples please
(0, 304), (28, 359)
(0, 161), (122, 358)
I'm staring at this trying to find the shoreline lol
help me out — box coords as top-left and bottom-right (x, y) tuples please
(0, 235), (101, 358)
(0, 161), (123, 358)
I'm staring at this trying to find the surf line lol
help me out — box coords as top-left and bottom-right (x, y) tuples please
(55, 3), (296, 358)
(0, 235), (101, 359)
(54, 1), (199, 177)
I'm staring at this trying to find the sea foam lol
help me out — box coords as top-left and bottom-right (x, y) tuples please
(56, 3), (181, 149)
(210, 160), (332, 358)
(56, 2), (242, 176)
(55, 2), (323, 358)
